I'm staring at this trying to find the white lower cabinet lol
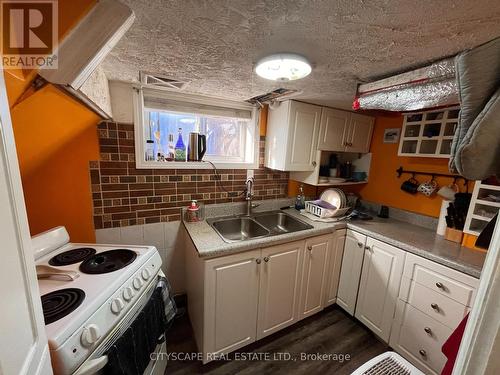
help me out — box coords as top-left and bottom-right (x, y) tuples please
(185, 231), (343, 363)
(323, 229), (346, 307)
(298, 234), (332, 319)
(257, 241), (303, 339)
(354, 237), (406, 342)
(337, 229), (366, 315)
(204, 249), (261, 356)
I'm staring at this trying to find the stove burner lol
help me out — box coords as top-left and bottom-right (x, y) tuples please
(79, 249), (137, 274)
(48, 248), (96, 266)
(41, 288), (85, 325)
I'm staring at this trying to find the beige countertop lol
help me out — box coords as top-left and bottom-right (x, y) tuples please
(183, 208), (486, 278)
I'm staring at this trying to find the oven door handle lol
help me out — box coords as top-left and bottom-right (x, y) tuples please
(73, 355), (108, 375)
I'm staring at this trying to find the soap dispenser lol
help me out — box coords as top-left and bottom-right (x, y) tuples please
(295, 184), (305, 210)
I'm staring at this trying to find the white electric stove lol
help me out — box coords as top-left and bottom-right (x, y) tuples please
(32, 226), (164, 375)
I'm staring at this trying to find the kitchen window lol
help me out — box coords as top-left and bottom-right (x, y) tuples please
(133, 87), (259, 169)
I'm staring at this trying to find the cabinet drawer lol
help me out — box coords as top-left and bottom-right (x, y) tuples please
(408, 281), (469, 329)
(398, 304), (451, 374)
(403, 253), (478, 306)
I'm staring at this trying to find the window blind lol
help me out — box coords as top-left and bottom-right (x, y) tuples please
(142, 88), (254, 120)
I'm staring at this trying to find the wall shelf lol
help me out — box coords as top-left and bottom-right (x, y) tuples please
(313, 181), (368, 187)
(398, 106), (460, 158)
(464, 180), (500, 236)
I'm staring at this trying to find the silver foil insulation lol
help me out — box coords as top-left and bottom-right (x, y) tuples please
(354, 58), (459, 112)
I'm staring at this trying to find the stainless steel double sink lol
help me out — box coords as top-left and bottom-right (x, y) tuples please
(207, 210), (313, 243)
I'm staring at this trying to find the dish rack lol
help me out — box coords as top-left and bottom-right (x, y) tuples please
(304, 201), (350, 219)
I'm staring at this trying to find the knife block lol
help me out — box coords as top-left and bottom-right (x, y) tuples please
(445, 227), (464, 243)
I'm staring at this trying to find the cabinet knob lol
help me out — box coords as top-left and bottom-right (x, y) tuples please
(424, 327), (432, 335)
(357, 242), (363, 248)
(365, 245), (371, 251)
(312, 161), (317, 167)
(431, 303), (439, 311)
(419, 349), (427, 357)
(435, 282), (444, 289)
(263, 256), (270, 262)
(307, 245), (312, 251)
(256, 258), (262, 264)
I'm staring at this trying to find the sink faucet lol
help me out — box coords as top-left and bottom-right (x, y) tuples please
(245, 177), (259, 216)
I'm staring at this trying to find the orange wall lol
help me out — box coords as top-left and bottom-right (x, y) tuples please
(358, 115), (468, 218)
(289, 114), (470, 218)
(5, 0), (100, 241)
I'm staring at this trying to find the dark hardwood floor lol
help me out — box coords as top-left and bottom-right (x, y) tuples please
(165, 305), (388, 374)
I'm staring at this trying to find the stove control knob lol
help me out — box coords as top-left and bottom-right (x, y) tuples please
(81, 324), (101, 347)
(122, 287), (134, 301)
(110, 298), (125, 314)
(141, 268), (151, 281)
(133, 277), (143, 290)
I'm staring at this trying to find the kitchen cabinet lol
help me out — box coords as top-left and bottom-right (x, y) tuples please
(354, 237), (406, 342)
(336, 229), (366, 315)
(317, 108), (350, 151)
(298, 234), (332, 319)
(323, 229), (346, 307)
(185, 231), (344, 363)
(347, 113), (374, 153)
(317, 109), (373, 153)
(390, 253), (479, 374)
(265, 100), (322, 171)
(204, 249), (261, 356)
(257, 241), (303, 339)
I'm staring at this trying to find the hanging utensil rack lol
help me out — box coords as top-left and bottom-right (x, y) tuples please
(395, 166), (468, 185)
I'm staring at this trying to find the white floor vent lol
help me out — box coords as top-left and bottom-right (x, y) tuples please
(351, 352), (424, 375)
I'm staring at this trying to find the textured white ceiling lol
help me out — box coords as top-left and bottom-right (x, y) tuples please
(102, 0), (500, 109)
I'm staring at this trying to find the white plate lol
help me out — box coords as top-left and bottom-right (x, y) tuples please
(328, 177), (346, 183)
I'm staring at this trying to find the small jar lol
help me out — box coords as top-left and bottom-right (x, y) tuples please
(145, 140), (155, 161)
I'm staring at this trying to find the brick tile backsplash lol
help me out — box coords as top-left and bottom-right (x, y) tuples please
(90, 121), (289, 229)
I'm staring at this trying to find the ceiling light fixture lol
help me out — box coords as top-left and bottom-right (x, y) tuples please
(255, 53), (312, 82)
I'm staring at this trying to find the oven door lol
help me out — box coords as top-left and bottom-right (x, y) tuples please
(73, 271), (169, 375)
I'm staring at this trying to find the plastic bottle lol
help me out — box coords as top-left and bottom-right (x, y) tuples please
(174, 128), (186, 161)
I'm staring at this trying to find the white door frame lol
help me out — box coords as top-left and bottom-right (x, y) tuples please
(0, 69), (52, 374)
(453, 217), (500, 374)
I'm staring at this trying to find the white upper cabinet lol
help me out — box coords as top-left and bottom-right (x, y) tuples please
(347, 113), (374, 153)
(265, 100), (322, 171)
(318, 108), (350, 151)
(266, 100), (374, 171)
(355, 237), (406, 342)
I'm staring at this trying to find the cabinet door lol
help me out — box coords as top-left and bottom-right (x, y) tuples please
(347, 113), (374, 153)
(337, 230), (366, 315)
(323, 229), (346, 307)
(204, 249), (261, 355)
(317, 108), (350, 151)
(298, 235), (332, 319)
(355, 237), (406, 342)
(286, 101), (322, 171)
(257, 241), (304, 339)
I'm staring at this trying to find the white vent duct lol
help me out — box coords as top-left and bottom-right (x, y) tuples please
(353, 58), (459, 112)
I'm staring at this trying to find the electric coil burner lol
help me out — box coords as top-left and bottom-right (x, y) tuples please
(79, 249), (137, 274)
(42, 288), (85, 325)
(48, 248), (96, 266)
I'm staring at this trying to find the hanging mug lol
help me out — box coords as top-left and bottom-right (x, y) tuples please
(418, 178), (438, 197)
(401, 177), (419, 194)
(437, 182), (459, 201)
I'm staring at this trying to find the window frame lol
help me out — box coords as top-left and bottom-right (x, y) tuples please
(133, 85), (260, 170)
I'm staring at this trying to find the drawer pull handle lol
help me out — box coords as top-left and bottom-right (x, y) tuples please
(431, 303), (439, 311)
(263, 256), (270, 262)
(424, 327), (432, 335)
(436, 282), (444, 289)
(256, 258), (262, 264)
(419, 349), (427, 357)
(357, 242), (363, 248)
